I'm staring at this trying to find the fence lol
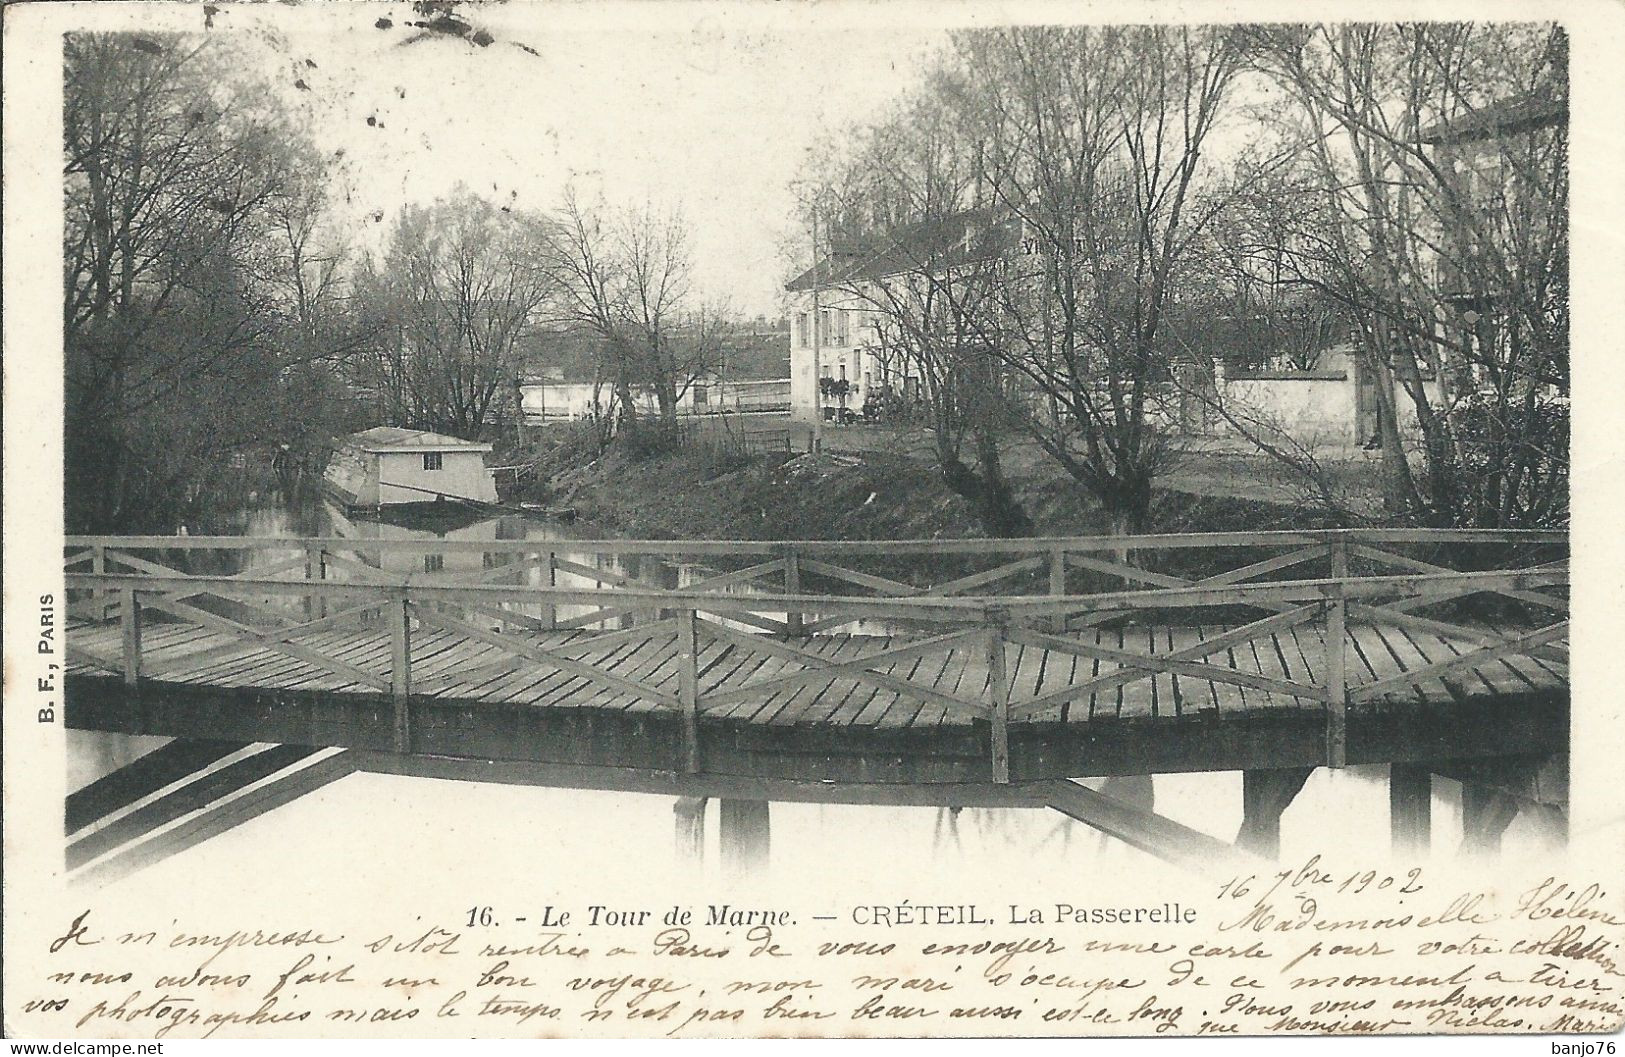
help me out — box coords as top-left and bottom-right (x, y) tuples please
(63, 529), (1568, 783)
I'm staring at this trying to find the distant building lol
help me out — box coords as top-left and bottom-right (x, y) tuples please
(518, 380), (659, 423)
(518, 375), (790, 422)
(783, 216), (1006, 422)
(516, 321), (791, 423)
(715, 321), (793, 381)
(1219, 346), (1443, 449)
(782, 272), (889, 423)
(325, 427), (498, 509)
(787, 208), (1449, 447)
(1417, 67), (1567, 397)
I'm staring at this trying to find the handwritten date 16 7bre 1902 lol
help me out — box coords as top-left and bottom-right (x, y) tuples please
(18, 857), (1625, 1039)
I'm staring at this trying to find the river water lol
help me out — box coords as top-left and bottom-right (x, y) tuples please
(68, 487), (1551, 895)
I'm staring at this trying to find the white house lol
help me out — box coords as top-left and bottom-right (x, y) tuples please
(784, 259), (922, 423)
(786, 209), (1456, 447)
(784, 213), (1026, 424)
(325, 427), (498, 509)
(783, 293), (902, 423)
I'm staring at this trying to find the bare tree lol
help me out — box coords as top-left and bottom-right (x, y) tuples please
(361, 187), (553, 437)
(800, 86), (1034, 535)
(63, 32), (331, 530)
(1245, 23), (1568, 527)
(952, 26), (1247, 534)
(1201, 164), (1351, 373)
(542, 189), (724, 440)
(256, 151), (383, 463)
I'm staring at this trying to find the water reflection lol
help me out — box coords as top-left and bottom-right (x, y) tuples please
(158, 487), (853, 635)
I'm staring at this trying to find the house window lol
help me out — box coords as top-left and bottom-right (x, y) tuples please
(795, 313), (810, 348)
(832, 310), (850, 346)
(424, 554), (445, 573)
(423, 452), (443, 471)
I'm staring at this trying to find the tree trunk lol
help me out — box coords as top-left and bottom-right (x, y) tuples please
(1363, 346), (1418, 519)
(613, 370), (635, 434)
(653, 375), (680, 431)
(972, 428), (1032, 537)
(1104, 471), (1153, 566)
(934, 432), (1032, 538)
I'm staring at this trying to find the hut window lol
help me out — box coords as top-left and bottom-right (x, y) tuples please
(425, 554), (444, 573)
(423, 452), (443, 470)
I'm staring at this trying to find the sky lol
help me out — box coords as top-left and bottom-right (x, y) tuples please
(61, 4), (1581, 317)
(129, 2), (971, 319)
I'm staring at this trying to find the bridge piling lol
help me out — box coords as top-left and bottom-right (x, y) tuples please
(1235, 767), (1314, 858)
(674, 796), (707, 862)
(719, 800), (770, 874)
(1447, 753), (1568, 855)
(1389, 763), (1432, 858)
(1461, 784), (1521, 857)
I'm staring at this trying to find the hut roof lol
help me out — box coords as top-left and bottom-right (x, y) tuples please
(344, 427), (494, 453)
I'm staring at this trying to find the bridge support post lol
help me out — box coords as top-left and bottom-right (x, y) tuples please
(678, 608), (701, 774)
(93, 544), (107, 619)
(987, 617), (1011, 784)
(544, 551), (557, 630)
(1389, 763), (1432, 858)
(1461, 784), (1520, 857)
(1236, 767), (1313, 858)
(1324, 542), (1349, 769)
(1048, 548), (1067, 633)
(1444, 754), (1567, 856)
(390, 598), (412, 753)
(719, 800), (770, 874)
(674, 796), (707, 863)
(304, 545), (326, 622)
(1521, 803), (1569, 851)
(120, 588), (142, 687)
(783, 547), (803, 638)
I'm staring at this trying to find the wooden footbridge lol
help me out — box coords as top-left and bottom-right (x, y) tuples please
(62, 529), (1568, 881)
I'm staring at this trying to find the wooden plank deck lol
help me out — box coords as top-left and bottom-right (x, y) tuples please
(66, 614), (1566, 728)
(60, 530), (1569, 797)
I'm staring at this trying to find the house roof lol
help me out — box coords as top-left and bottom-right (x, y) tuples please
(784, 208), (1019, 292)
(1417, 92), (1567, 145)
(343, 427), (494, 453)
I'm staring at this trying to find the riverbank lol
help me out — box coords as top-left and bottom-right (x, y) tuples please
(522, 434), (1336, 543)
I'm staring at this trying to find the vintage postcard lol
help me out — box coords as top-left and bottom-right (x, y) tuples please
(4, 0), (1622, 1045)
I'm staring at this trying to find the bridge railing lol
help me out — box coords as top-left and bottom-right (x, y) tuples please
(63, 528), (1566, 618)
(63, 530), (1567, 781)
